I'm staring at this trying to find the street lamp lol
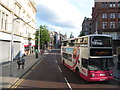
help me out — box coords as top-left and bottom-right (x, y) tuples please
(10, 17), (23, 76)
(36, 29), (40, 51)
(35, 29), (40, 58)
(10, 17), (31, 76)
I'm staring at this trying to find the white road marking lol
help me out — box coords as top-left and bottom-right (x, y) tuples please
(114, 78), (120, 81)
(55, 60), (58, 64)
(64, 78), (72, 90)
(58, 66), (62, 72)
(8, 59), (43, 89)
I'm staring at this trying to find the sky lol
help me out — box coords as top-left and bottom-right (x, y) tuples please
(35, 0), (94, 38)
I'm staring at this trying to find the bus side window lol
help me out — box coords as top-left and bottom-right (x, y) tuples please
(82, 58), (88, 68)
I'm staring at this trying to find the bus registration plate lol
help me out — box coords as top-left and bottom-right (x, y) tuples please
(100, 79), (105, 81)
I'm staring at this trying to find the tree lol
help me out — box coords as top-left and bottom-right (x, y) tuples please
(35, 29), (39, 49)
(39, 25), (50, 49)
(70, 32), (74, 38)
(78, 31), (85, 37)
(35, 25), (50, 50)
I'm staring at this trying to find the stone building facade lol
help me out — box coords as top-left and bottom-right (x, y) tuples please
(0, 0), (37, 63)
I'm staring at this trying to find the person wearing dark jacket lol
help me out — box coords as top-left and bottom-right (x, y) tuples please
(117, 54), (120, 70)
(118, 54), (120, 62)
(17, 58), (21, 70)
(21, 57), (25, 69)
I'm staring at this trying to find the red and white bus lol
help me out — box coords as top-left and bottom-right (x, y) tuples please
(61, 34), (114, 82)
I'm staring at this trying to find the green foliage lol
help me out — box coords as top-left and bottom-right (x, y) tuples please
(78, 31), (85, 37)
(34, 25), (50, 49)
(35, 25), (50, 48)
(70, 32), (74, 38)
(39, 25), (50, 44)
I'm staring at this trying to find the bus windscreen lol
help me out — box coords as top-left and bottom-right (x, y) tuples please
(88, 58), (114, 70)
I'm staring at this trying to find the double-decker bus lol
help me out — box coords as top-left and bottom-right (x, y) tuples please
(61, 34), (114, 82)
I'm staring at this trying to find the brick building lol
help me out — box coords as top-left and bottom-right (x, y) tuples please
(91, 1), (120, 54)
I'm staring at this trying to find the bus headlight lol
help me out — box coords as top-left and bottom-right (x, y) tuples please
(110, 73), (113, 76)
(91, 74), (95, 77)
(100, 74), (105, 76)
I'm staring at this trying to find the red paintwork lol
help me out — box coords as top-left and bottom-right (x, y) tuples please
(63, 55), (79, 72)
(63, 60), (113, 82)
(24, 45), (29, 47)
(80, 70), (113, 82)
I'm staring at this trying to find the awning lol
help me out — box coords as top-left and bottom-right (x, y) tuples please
(24, 45), (29, 47)
(32, 45), (36, 47)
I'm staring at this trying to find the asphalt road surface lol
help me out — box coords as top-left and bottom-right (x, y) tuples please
(14, 50), (119, 90)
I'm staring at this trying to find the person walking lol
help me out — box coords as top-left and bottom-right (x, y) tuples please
(118, 54), (120, 70)
(17, 58), (21, 70)
(21, 56), (25, 69)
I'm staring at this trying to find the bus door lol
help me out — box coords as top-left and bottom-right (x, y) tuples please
(80, 58), (88, 77)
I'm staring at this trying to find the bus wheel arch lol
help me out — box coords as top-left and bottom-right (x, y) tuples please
(75, 67), (79, 76)
(63, 59), (65, 64)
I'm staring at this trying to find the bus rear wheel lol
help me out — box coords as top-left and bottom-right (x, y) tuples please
(63, 60), (65, 64)
(75, 68), (79, 77)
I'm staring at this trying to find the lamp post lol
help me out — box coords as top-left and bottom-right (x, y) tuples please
(10, 17), (23, 76)
(10, 17), (31, 76)
(36, 29), (40, 51)
(35, 29), (40, 58)
(38, 29), (40, 52)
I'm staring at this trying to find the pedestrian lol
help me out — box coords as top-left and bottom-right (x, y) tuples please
(117, 53), (120, 70)
(35, 49), (38, 58)
(118, 54), (120, 62)
(21, 56), (25, 69)
(17, 58), (21, 70)
(40, 49), (43, 55)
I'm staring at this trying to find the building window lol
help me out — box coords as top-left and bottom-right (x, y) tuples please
(102, 2), (108, 7)
(118, 13), (120, 18)
(118, 2), (120, 7)
(102, 2), (104, 7)
(15, 4), (21, 16)
(5, 14), (8, 30)
(110, 22), (115, 28)
(102, 13), (107, 18)
(117, 33), (120, 39)
(1, 12), (5, 29)
(110, 13), (115, 18)
(102, 22), (107, 29)
(0, 11), (2, 29)
(110, 2), (116, 7)
(118, 21), (120, 28)
(89, 28), (91, 30)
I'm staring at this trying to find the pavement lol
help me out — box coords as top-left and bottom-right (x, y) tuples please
(0, 52), (120, 89)
(0, 52), (46, 89)
(113, 55), (120, 80)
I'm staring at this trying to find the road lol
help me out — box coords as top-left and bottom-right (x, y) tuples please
(13, 50), (119, 89)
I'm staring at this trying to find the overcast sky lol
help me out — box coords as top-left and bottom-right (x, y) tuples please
(35, 0), (94, 38)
